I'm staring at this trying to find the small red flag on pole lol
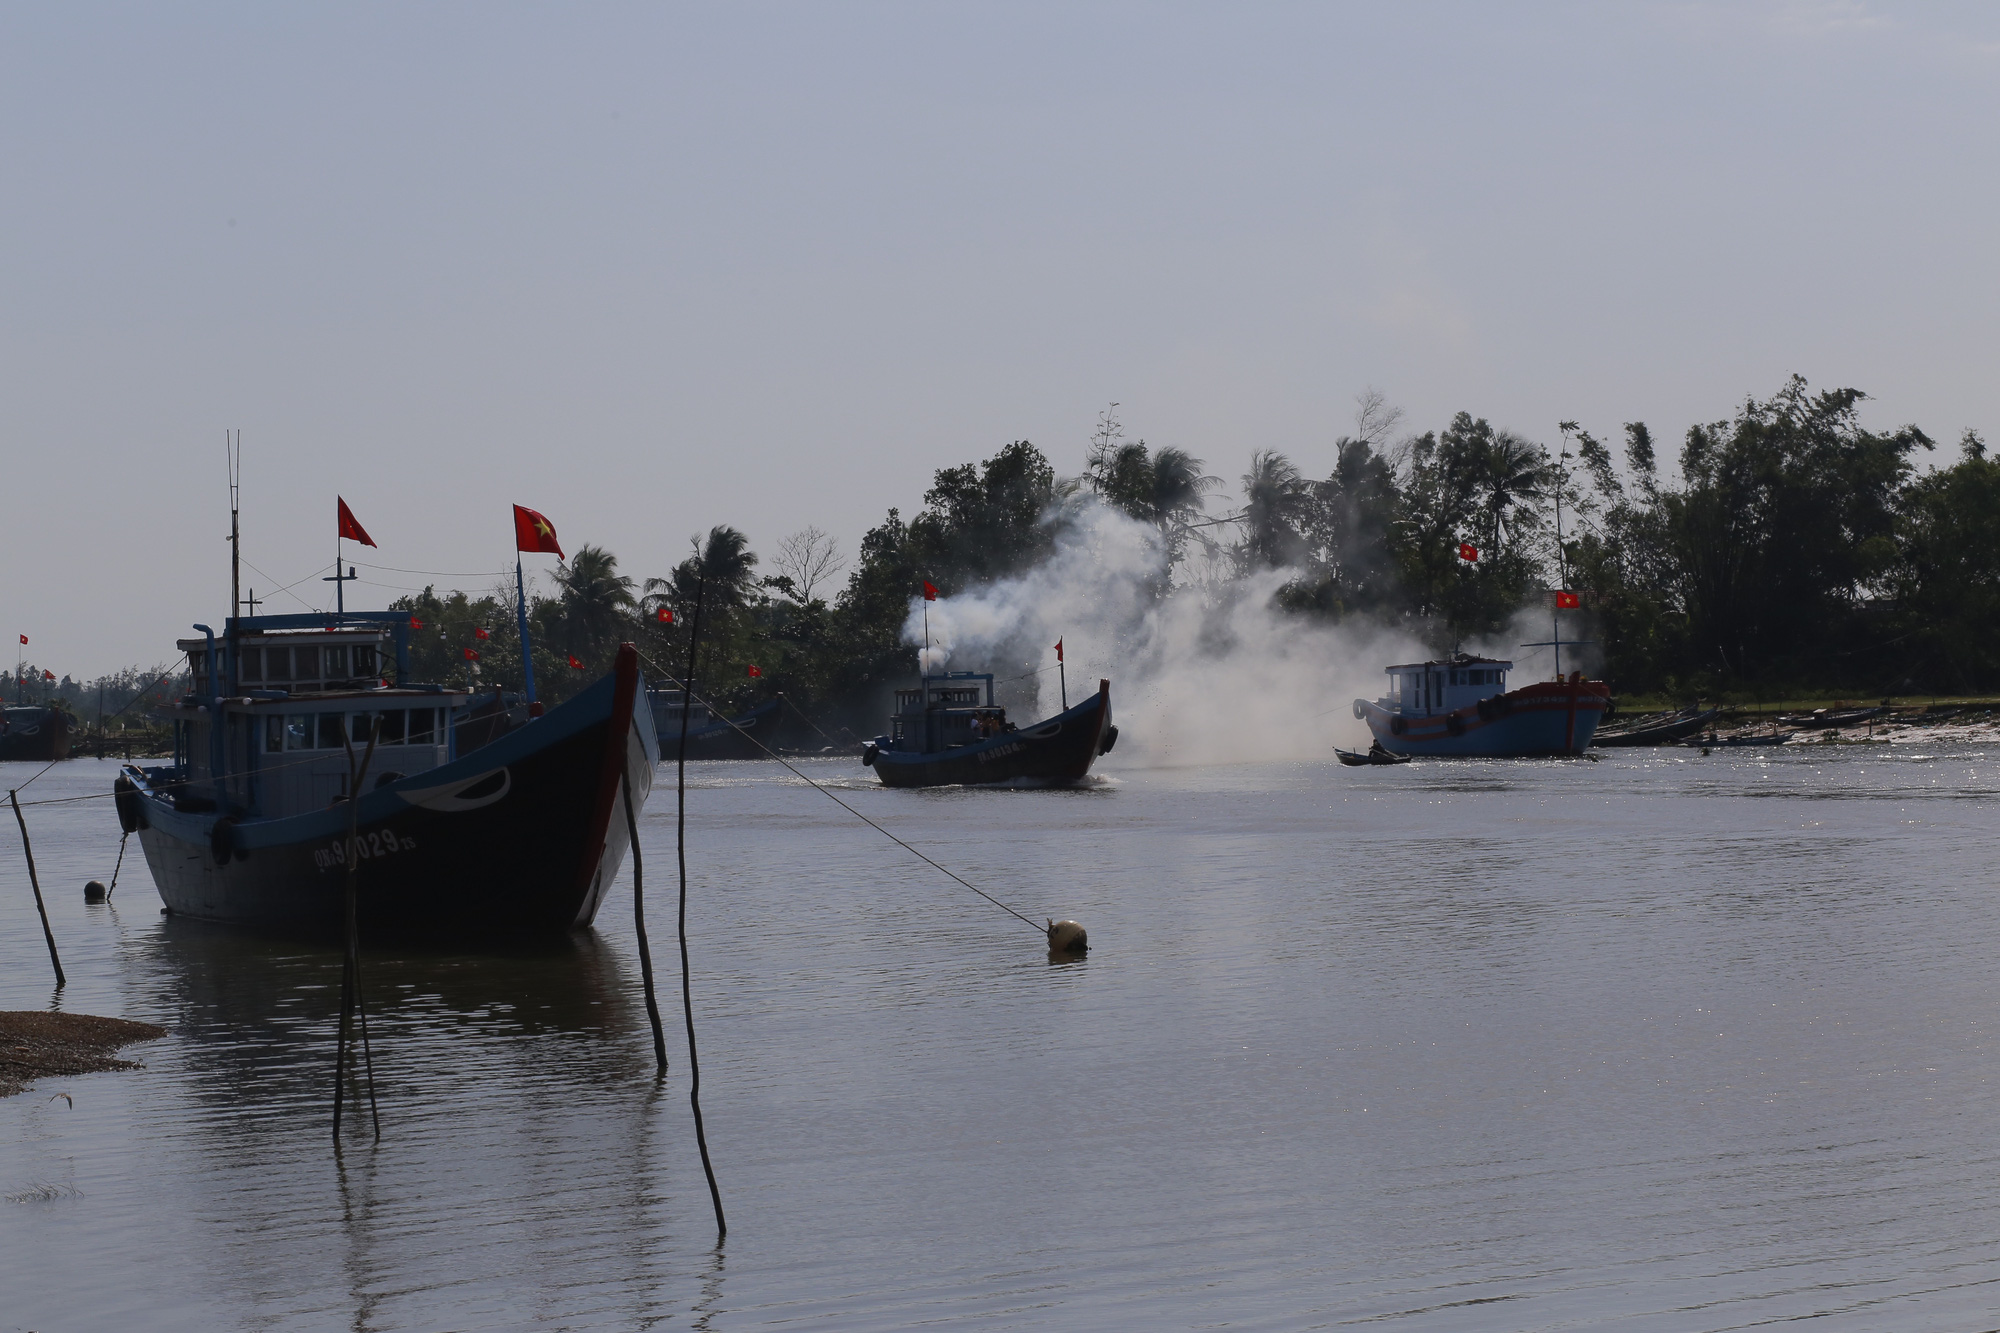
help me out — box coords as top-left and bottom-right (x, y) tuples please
(513, 505), (565, 559)
(1458, 542), (1479, 562)
(657, 607), (674, 624)
(337, 497), (377, 547)
(462, 648), (480, 661)
(16, 634), (24, 645)
(746, 664), (762, 678)
(1555, 591), (1580, 609)
(1055, 639), (1064, 662)
(409, 616), (423, 630)
(567, 654), (584, 670)
(921, 580), (939, 601)
(473, 626), (490, 640)
(42, 670), (54, 681)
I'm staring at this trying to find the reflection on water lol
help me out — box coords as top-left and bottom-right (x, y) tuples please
(7, 753), (2000, 1328)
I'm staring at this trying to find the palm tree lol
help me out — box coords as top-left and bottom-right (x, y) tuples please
(645, 525), (760, 614)
(554, 544), (636, 659)
(1085, 437), (1220, 562)
(1477, 432), (1553, 552)
(1236, 450), (1307, 570)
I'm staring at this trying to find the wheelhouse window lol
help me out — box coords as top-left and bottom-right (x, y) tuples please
(267, 647), (293, 682)
(407, 708), (436, 745)
(240, 647), (263, 682)
(352, 644), (377, 678)
(284, 715), (311, 750)
(375, 709), (406, 744)
(264, 715), (283, 753)
(317, 712), (345, 749)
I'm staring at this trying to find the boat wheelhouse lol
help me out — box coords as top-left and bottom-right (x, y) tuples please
(1351, 654), (1609, 757)
(862, 670), (1117, 787)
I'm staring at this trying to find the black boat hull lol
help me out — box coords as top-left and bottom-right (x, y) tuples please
(866, 680), (1114, 788)
(653, 695), (782, 759)
(0, 706), (71, 762)
(123, 648), (657, 939)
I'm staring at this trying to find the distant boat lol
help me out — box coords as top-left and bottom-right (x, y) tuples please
(646, 686), (782, 759)
(1352, 655), (1609, 757)
(1685, 730), (1794, 748)
(1593, 706), (1721, 747)
(0, 705), (71, 762)
(115, 613), (655, 939)
(862, 671), (1116, 788)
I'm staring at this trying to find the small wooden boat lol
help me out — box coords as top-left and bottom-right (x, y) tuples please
(863, 671), (1116, 788)
(1593, 706), (1720, 747)
(1335, 743), (1411, 766)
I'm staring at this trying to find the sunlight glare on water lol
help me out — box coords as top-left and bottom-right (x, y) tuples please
(4, 749), (2000, 1330)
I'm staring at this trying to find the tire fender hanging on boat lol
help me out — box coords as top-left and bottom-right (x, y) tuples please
(209, 816), (238, 867)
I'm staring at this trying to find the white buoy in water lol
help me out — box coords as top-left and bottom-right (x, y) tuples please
(1046, 918), (1088, 956)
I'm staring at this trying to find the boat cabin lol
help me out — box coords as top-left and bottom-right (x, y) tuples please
(1379, 656), (1511, 718)
(165, 612), (470, 819)
(885, 671), (1013, 754)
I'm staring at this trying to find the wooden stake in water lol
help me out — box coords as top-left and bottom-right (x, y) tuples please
(676, 579), (727, 1237)
(332, 723), (381, 1146)
(626, 729), (669, 1074)
(8, 790), (64, 989)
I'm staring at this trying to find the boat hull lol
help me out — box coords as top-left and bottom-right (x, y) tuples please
(1356, 679), (1609, 757)
(867, 680), (1113, 788)
(0, 707), (71, 762)
(653, 696), (783, 759)
(1593, 707), (1720, 747)
(124, 647), (657, 939)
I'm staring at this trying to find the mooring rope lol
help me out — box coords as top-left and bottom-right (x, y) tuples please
(636, 651), (1045, 935)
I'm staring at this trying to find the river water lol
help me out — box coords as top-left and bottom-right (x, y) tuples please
(3, 747), (2000, 1330)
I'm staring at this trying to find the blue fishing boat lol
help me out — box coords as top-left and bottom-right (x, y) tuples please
(0, 704), (72, 761)
(1352, 655), (1610, 757)
(861, 671), (1117, 788)
(115, 614), (656, 938)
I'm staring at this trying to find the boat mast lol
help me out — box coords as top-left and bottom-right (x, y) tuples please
(1552, 424), (1573, 681)
(227, 430), (242, 692)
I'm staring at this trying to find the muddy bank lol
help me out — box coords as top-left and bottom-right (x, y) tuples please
(0, 1011), (166, 1098)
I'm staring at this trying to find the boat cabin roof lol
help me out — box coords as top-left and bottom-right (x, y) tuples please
(1384, 656), (1512, 673)
(894, 671), (996, 711)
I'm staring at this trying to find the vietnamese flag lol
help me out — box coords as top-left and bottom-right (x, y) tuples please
(567, 654), (584, 670)
(656, 606), (674, 624)
(1055, 639), (1064, 663)
(513, 505), (565, 559)
(409, 616), (423, 630)
(337, 497), (377, 547)
(474, 626), (491, 640)
(42, 670), (53, 681)
(1458, 542), (1479, 562)
(463, 648), (480, 661)
(921, 580), (939, 601)
(746, 664), (762, 678)
(1555, 591), (1580, 609)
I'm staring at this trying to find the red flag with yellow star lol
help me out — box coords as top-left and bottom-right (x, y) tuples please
(513, 505), (564, 559)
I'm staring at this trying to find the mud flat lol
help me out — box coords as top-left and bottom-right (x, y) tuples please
(0, 1011), (165, 1098)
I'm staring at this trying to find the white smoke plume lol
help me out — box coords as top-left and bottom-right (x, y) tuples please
(900, 500), (1431, 765)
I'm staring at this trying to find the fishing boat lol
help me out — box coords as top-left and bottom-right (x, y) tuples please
(114, 613), (656, 938)
(862, 671), (1117, 788)
(1334, 742), (1411, 766)
(1592, 705), (1721, 748)
(1352, 655), (1610, 757)
(647, 686), (782, 758)
(1685, 729), (1794, 748)
(0, 705), (72, 761)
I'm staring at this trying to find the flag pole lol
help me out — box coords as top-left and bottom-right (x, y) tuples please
(516, 554), (537, 705)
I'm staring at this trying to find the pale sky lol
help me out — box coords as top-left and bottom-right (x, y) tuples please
(5, 2), (1997, 677)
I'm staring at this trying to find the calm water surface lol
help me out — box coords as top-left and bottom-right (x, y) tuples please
(4, 748), (2000, 1330)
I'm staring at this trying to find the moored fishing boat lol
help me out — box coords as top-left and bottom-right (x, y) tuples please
(647, 686), (782, 758)
(862, 671), (1117, 787)
(1352, 655), (1610, 757)
(0, 704), (72, 761)
(116, 617), (655, 937)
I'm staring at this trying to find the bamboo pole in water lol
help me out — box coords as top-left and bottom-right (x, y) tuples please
(332, 724), (381, 1145)
(627, 733), (669, 1073)
(676, 578), (726, 1237)
(9, 790), (64, 988)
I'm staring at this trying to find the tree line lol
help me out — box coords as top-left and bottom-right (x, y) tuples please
(380, 374), (1995, 732)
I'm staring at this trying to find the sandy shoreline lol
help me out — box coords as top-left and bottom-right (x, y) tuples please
(0, 1011), (166, 1099)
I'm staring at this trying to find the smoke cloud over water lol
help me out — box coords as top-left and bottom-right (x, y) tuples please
(900, 501), (1430, 765)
